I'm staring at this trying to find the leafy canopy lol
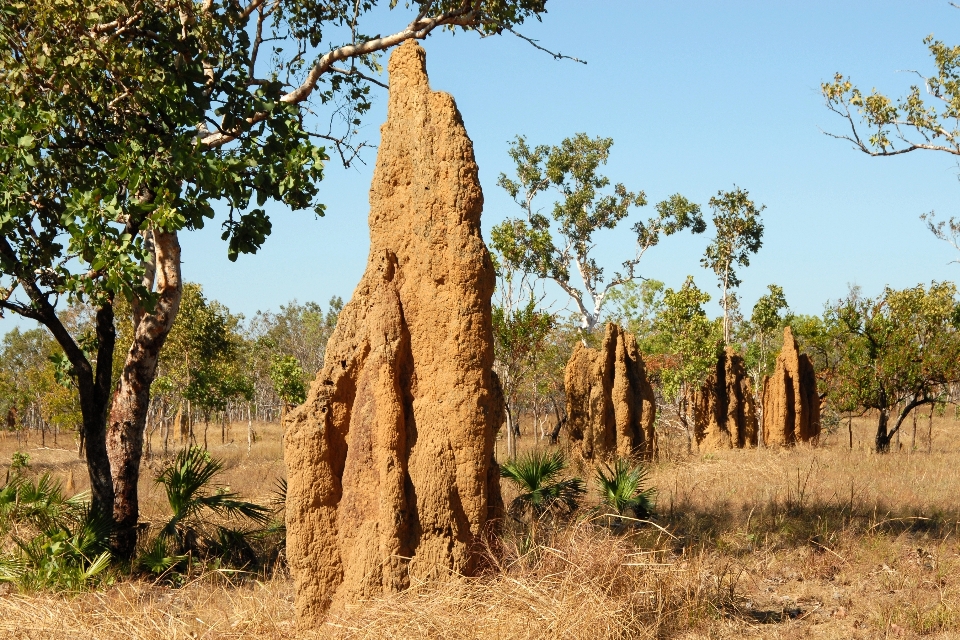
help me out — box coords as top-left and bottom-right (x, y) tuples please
(492, 133), (704, 331)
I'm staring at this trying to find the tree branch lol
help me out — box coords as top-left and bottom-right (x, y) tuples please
(200, 6), (478, 149)
(504, 27), (587, 65)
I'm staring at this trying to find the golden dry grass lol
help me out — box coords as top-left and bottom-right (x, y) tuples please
(1, 415), (960, 638)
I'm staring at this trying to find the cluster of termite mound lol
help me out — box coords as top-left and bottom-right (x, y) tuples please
(684, 325), (821, 451)
(282, 41), (822, 631)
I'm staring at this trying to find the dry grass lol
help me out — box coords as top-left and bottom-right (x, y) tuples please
(2, 415), (960, 638)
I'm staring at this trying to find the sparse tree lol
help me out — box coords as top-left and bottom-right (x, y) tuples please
(701, 187), (765, 344)
(492, 296), (553, 458)
(492, 133), (704, 339)
(646, 276), (723, 453)
(269, 355), (307, 423)
(605, 278), (665, 341)
(821, 20), (960, 262)
(829, 282), (960, 453)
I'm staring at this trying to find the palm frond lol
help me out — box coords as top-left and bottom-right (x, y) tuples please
(501, 449), (584, 518)
(595, 458), (656, 519)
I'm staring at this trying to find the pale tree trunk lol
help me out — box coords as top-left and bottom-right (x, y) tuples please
(106, 230), (182, 560)
(247, 403), (253, 454)
(721, 265), (731, 344)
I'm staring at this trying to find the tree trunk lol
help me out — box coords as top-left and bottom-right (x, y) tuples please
(74, 304), (117, 522)
(910, 411), (917, 453)
(548, 399), (565, 445)
(928, 405), (934, 453)
(875, 408), (890, 453)
(848, 413), (853, 450)
(247, 403), (253, 453)
(106, 230), (182, 560)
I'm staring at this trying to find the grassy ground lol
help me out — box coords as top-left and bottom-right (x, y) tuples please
(2, 415), (960, 638)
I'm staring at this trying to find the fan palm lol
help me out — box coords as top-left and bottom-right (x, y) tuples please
(595, 458), (656, 520)
(500, 449), (585, 520)
(0, 470), (112, 590)
(154, 447), (270, 557)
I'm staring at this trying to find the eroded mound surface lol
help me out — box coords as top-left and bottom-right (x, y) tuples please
(762, 326), (820, 446)
(284, 41), (503, 625)
(688, 347), (758, 451)
(565, 323), (656, 461)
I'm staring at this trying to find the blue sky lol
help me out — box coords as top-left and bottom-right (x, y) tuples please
(7, 0), (960, 332)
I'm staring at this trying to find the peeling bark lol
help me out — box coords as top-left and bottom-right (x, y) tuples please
(107, 230), (183, 559)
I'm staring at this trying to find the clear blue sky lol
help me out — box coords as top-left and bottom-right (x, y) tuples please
(7, 0), (960, 332)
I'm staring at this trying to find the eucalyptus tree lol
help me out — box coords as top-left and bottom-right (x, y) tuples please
(604, 278), (665, 341)
(700, 187), (765, 344)
(492, 133), (705, 339)
(737, 284), (788, 440)
(822, 21), (960, 253)
(492, 297), (553, 458)
(0, 0), (555, 558)
(741, 285), (788, 384)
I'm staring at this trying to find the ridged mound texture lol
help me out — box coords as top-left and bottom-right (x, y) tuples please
(284, 41), (504, 626)
(688, 347), (758, 451)
(762, 326), (821, 446)
(564, 323), (657, 461)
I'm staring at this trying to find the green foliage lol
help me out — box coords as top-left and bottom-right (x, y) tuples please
(647, 276), (723, 403)
(595, 458), (655, 519)
(9, 452), (29, 474)
(143, 447), (270, 576)
(605, 279), (665, 342)
(500, 449), (585, 519)
(741, 284), (789, 381)
(163, 285), (253, 418)
(701, 187), (765, 343)
(492, 297), (554, 403)
(0, 327), (82, 436)
(250, 297), (342, 378)
(493, 133), (703, 331)
(822, 30), (960, 157)
(828, 282), (960, 450)
(0, 471), (112, 591)
(269, 355), (307, 407)
(0, 1), (330, 319)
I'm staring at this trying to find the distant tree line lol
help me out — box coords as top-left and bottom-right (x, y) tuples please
(0, 287), (343, 454)
(490, 132), (960, 457)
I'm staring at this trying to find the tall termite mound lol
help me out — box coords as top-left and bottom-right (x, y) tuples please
(688, 347), (758, 450)
(565, 323), (657, 461)
(762, 326), (820, 446)
(284, 41), (504, 625)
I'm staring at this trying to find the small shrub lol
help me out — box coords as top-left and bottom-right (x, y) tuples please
(0, 467), (112, 591)
(595, 458), (656, 524)
(138, 447), (271, 579)
(500, 449), (585, 521)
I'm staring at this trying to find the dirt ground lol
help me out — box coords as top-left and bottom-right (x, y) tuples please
(1, 414), (960, 638)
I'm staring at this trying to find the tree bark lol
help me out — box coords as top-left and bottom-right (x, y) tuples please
(875, 408), (890, 453)
(81, 304), (118, 520)
(106, 230), (182, 560)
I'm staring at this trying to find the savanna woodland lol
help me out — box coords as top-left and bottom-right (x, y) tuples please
(1, 1), (960, 638)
